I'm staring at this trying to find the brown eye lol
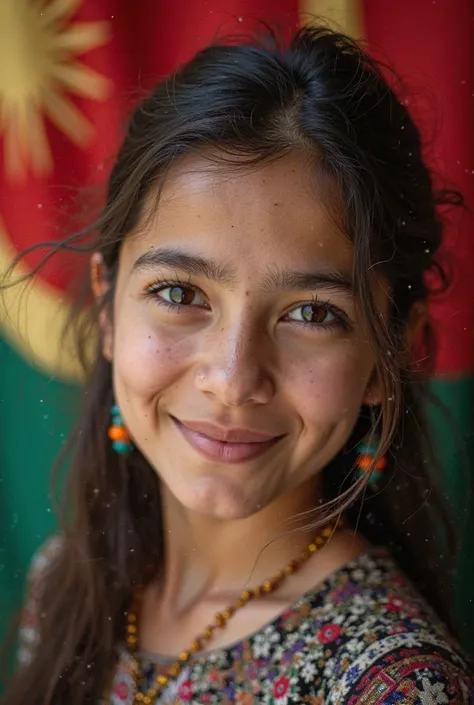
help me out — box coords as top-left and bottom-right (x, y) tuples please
(301, 304), (328, 323)
(153, 283), (208, 309)
(286, 301), (342, 329)
(169, 286), (195, 305)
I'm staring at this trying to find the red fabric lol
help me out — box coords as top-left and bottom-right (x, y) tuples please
(363, 0), (474, 373)
(0, 0), (298, 290)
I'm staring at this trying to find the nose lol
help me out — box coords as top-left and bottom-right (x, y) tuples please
(195, 322), (274, 407)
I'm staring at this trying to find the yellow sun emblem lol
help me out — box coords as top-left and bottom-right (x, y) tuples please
(0, 0), (111, 182)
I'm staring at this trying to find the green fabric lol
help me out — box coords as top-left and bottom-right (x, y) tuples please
(428, 376), (474, 652)
(0, 337), (79, 680)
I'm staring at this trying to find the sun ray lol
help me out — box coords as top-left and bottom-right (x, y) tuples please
(50, 61), (111, 99)
(42, 88), (92, 145)
(3, 102), (27, 181)
(53, 22), (111, 55)
(0, 0), (110, 181)
(26, 99), (53, 174)
(40, 0), (84, 25)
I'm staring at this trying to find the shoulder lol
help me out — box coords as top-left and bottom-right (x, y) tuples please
(18, 535), (63, 668)
(290, 549), (474, 703)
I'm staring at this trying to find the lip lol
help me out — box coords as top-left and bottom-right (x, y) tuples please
(171, 417), (283, 463)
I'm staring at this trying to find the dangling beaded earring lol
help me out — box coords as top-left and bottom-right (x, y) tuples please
(356, 408), (386, 485)
(356, 437), (386, 485)
(108, 404), (134, 454)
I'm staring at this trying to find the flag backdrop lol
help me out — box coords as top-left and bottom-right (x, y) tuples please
(0, 0), (473, 657)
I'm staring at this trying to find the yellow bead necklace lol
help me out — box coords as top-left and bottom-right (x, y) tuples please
(126, 520), (340, 704)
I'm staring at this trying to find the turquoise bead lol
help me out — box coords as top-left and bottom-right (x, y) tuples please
(356, 441), (378, 455)
(113, 440), (133, 454)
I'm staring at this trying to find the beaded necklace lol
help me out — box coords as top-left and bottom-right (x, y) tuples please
(125, 520), (340, 704)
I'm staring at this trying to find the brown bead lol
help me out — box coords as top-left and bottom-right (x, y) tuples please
(308, 543), (317, 552)
(157, 674), (169, 686)
(127, 613), (137, 623)
(168, 663), (181, 677)
(253, 585), (262, 597)
(191, 639), (202, 652)
(240, 589), (253, 602)
(127, 635), (137, 645)
(215, 612), (226, 627)
(143, 695), (152, 704)
(284, 560), (298, 575)
(236, 598), (246, 608)
(274, 570), (284, 581)
(135, 695), (143, 702)
(223, 606), (235, 619)
(203, 627), (214, 640)
(263, 580), (274, 593)
(147, 690), (157, 699)
(322, 527), (332, 538)
(315, 536), (324, 545)
(179, 651), (190, 662)
(127, 624), (137, 634)
(300, 549), (310, 561)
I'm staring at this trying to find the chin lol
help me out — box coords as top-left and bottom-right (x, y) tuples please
(175, 476), (269, 520)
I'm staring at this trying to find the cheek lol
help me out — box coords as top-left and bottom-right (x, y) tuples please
(112, 310), (194, 399)
(284, 345), (372, 424)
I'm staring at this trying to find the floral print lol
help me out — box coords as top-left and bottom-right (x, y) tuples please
(19, 542), (474, 703)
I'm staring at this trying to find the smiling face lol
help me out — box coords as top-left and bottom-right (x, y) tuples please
(95, 152), (384, 520)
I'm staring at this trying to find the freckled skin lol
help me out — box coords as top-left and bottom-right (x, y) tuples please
(108, 152), (383, 520)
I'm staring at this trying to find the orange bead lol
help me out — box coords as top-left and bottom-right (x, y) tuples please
(169, 663), (181, 677)
(179, 651), (190, 662)
(191, 639), (202, 652)
(357, 454), (386, 470)
(308, 543), (317, 553)
(223, 606), (235, 619)
(108, 425), (130, 441)
(240, 589), (252, 602)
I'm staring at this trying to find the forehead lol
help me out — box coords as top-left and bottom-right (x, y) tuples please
(123, 151), (353, 274)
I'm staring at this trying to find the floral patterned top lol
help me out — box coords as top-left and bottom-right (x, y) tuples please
(19, 538), (474, 704)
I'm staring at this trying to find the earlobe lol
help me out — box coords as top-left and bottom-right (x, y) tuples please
(91, 252), (109, 302)
(363, 368), (383, 407)
(90, 253), (114, 362)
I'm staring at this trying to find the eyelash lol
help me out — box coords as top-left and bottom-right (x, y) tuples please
(145, 280), (351, 332)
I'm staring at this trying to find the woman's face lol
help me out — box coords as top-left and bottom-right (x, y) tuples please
(98, 152), (384, 520)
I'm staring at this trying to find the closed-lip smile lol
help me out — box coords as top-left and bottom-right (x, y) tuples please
(171, 416), (284, 463)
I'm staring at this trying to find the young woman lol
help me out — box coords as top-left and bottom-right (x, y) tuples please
(3, 24), (474, 705)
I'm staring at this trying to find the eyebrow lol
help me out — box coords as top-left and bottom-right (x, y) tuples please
(132, 247), (236, 285)
(132, 247), (354, 295)
(261, 267), (354, 295)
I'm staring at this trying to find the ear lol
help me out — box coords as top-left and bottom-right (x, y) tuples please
(90, 253), (113, 362)
(363, 367), (383, 407)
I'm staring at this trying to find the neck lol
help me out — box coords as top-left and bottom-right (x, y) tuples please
(159, 477), (324, 613)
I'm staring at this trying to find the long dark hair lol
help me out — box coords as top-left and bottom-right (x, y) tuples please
(2, 25), (466, 704)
